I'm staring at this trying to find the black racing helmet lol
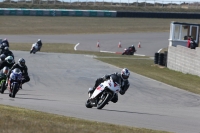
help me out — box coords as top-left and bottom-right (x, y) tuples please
(0, 54), (6, 61)
(18, 58), (25, 67)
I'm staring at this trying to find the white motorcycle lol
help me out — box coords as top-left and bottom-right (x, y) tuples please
(85, 74), (121, 109)
(30, 43), (40, 54)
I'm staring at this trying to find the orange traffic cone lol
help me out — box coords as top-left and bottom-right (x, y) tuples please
(97, 41), (100, 47)
(138, 42), (141, 48)
(118, 41), (122, 48)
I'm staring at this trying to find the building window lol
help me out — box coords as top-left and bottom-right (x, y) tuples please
(181, 25), (189, 40)
(174, 24), (180, 40)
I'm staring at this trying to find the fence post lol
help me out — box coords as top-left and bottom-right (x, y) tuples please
(136, 0), (138, 7)
(170, 1), (172, 8)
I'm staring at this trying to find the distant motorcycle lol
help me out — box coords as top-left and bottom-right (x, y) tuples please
(122, 47), (136, 55)
(30, 43), (41, 54)
(85, 74), (121, 109)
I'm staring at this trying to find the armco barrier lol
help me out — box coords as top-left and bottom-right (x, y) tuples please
(116, 11), (200, 19)
(0, 8), (117, 17)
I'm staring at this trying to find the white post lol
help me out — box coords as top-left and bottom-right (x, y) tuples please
(136, 0), (138, 7)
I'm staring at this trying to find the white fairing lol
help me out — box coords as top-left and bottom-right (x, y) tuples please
(90, 77), (121, 99)
(10, 73), (22, 81)
(31, 43), (39, 51)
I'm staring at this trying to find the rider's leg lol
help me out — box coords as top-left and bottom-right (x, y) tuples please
(111, 93), (118, 103)
(22, 75), (30, 84)
(88, 78), (104, 94)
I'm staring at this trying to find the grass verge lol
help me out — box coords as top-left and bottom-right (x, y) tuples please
(0, 104), (171, 133)
(1, 16), (200, 34)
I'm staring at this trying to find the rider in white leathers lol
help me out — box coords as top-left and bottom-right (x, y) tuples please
(88, 68), (130, 103)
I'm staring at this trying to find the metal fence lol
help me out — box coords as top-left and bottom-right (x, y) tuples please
(0, 0), (200, 9)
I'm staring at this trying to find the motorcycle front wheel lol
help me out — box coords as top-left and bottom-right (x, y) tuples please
(97, 92), (112, 109)
(0, 80), (6, 94)
(10, 83), (19, 98)
(85, 99), (93, 108)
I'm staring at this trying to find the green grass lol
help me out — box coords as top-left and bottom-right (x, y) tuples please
(0, 105), (171, 133)
(1, 16), (200, 34)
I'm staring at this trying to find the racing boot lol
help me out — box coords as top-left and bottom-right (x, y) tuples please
(19, 84), (22, 89)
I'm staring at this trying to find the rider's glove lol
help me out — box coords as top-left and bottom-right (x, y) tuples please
(102, 75), (110, 81)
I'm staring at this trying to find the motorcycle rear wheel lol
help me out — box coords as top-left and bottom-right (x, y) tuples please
(97, 93), (112, 109)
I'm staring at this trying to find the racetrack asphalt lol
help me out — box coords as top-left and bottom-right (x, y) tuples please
(1, 32), (169, 56)
(0, 33), (200, 133)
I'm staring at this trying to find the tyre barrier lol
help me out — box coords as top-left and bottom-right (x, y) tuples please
(158, 53), (164, 66)
(116, 11), (200, 19)
(164, 51), (168, 67)
(0, 8), (117, 17)
(154, 52), (159, 64)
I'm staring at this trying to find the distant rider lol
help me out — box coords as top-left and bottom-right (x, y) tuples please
(1, 38), (9, 47)
(128, 45), (136, 52)
(7, 58), (30, 89)
(0, 43), (8, 54)
(88, 68), (130, 103)
(1, 47), (14, 59)
(36, 39), (42, 51)
(0, 56), (15, 70)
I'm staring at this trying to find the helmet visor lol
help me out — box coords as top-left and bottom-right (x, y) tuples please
(122, 74), (129, 80)
(7, 59), (12, 64)
(20, 62), (25, 66)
